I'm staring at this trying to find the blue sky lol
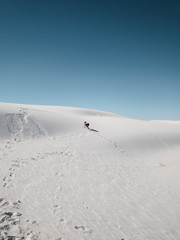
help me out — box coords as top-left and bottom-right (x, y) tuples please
(0, 0), (180, 120)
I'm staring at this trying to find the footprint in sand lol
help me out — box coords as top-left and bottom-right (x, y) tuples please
(74, 225), (92, 234)
(26, 231), (39, 240)
(83, 202), (89, 209)
(53, 204), (61, 214)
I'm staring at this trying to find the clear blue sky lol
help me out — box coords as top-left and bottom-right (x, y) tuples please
(0, 0), (180, 120)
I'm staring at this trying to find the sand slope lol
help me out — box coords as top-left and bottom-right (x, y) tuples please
(0, 102), (180, 240)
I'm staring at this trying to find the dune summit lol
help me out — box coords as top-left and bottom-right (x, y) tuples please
(0, 102), (180, 240)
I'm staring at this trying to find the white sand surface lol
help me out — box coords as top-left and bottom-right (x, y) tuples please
(0, 102), (180, 240)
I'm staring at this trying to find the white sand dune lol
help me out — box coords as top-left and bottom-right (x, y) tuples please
(0, 102), (180, 240)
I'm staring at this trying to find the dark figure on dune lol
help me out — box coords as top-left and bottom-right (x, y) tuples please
(84, 121), (90, 129)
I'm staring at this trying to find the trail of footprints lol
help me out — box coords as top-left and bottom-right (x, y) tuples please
(98, 134), (132, 159)
(1, 140), (24, 189)
(51, 138), (94, 238)
(3, 158), (28, 189)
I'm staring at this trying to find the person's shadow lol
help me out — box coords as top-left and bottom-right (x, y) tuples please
(89, 128), (99, 132)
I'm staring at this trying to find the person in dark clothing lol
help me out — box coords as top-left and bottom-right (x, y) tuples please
(84, 121), (90, 129)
